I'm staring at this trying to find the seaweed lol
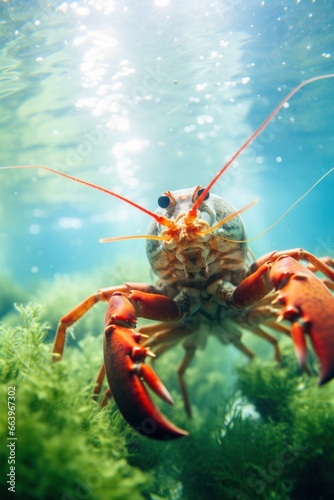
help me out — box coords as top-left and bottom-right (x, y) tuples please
(1, 301), (334, 500)
(131, 344), (334, 500)
(0, 304), (150, 500)
(177, 355), (334, 500)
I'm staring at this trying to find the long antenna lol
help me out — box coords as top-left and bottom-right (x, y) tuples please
(190, 73), (334, 214)
(0, 164), (174, 229)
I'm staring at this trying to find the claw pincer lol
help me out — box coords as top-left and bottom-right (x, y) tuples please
(270, 256), (334, 384)
(103, 291), (188, 439)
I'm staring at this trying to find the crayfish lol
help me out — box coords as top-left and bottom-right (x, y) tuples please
(2, 74), (334, 440)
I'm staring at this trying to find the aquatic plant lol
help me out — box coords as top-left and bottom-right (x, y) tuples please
(0, 304), (149, 500)
(130, 344), (334, 500)
(1, 301), (334, 499)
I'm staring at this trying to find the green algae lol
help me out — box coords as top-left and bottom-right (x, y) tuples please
(0, 304), (149, 500)
(1, 298), (334, 500)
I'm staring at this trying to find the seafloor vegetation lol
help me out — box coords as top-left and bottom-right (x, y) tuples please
(1, 271), (334, 500)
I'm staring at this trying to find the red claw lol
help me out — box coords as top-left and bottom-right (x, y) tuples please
(270, 256), (334, 385)
(103, 291), (187, 440)
(103, 324), (188, 439)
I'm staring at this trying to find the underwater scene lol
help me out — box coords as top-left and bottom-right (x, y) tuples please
(1, 0), (334, 498)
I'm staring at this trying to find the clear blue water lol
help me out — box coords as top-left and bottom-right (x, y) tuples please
(0, 0), (333, 290)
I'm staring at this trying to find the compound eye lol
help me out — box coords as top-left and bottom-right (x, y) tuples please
(158, 195), (171, 209)
(197, 187), (210, 201)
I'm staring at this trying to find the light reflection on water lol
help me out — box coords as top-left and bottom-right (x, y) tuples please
(0, 0), (333, 287)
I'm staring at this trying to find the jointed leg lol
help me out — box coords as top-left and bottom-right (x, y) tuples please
(93, 363), (106, 400)
(52, 285), (132, 361)
(247, 327), (281, 363)
(141, 323), (196, 416)
(141, 323), (193, 349)
(92, 363), (113, 407)
(178, 346), (196, 418)
(232, 340), (255, 360)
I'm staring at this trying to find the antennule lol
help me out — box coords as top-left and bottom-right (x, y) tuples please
(100, 234), (169, 243)
(199, 198), (259, 236)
